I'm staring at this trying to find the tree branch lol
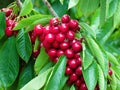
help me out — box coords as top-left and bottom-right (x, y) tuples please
(16, 0), (22, 9)
(42, 0), (59, 18)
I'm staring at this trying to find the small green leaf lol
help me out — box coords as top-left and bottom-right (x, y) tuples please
(68, 0), (79, 9)
(97, 64), (107, 90)
(13, 15), (51, 30)
(59, 0), (64, 5)
(44, 56), (67, 90)
(112, 66), (120, 80)
(20, 68), (52, 90)
(0, 36), (19, 87)
(70, 85), (75, 90)
(20, 0), (33, 16)
(83, 61), (98, 90)
(33, 37), (40, 51)
(0, 12), (6, 39)
(17, 60), (34, 89)
(34, 47), (49, 75)
(16, 29), (32, 63)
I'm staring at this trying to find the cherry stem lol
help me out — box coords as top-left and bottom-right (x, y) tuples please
(16, 0), (22, 9)
(42, 0), (59, 18)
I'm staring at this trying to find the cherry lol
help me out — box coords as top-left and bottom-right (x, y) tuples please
(68, 59), (77, 69)
(2, 8), (12, 17)
(56, 33), (65, 42)
(43, 26), (51, 35)
(80, 83), (87, 90)
(62, 14), (70, 23)
(43, 41), (51, 50)
(69, 20), (78, 29)
(108, 69), (113, 76)
(51, 26), (59, 34)
(48, 49), (57, 57)
(65, 66), (73, 75)
(66, 31), (75, 41)
(5, 27), (13, 37)
(75, 79), (81, 87)
(39, 34), (45, 41)
(72, 42), (82, 52)
(75, 66), (82, 76)
(49, 18), (59, 26)
(52, 41), (59, 49)
(76, 57), (82, 66)
(74, 53), (80, 58)
(65, 49), (74, 58)
(6, 19), (14, 27)
(45, 33), (55, 43)
(32, 50), (40, 58)
(34, 24), (43, 36)
(69, 73), (78, 82)
(57, 50), (64, 57)
(60, 42), (69, 50)
(59, 23), (69, 33)
(53, 57), (59, 63)
(30, 32), (36, 44)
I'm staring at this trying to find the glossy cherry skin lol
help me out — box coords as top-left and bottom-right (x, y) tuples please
(57, 50), (64, 57)
(75, 66), (82, 76)
(45, 33), (55, 43)
(108, 69), (113, 76)
(52, 41), (59, 49)
(56, 33), (65, 42)
(69, 73), (78, 82)
(72, 42), (82, 52)
(34, 24), (43, 36)
(43, 26), (51, 35)
(60, 42), (69, 50)
(32, 50), (40, 58)
(51, 26), (59, 34)
(75, 79), (81, 87)
(68, 59), (77, 69)
(48, 49), (57, 57)
(69, 20), (78, 29)
(79, 83), (87, 90)
(5, 27), (13, 37)
(65, 49), (74, 59)
(59, 23), (69, 33)
(65, 66), (73, 75)
(62, 14), (70, 23)
(49, 18), (59, 26)
(66, 30), (75, 41)
(76, 57), (82, 66)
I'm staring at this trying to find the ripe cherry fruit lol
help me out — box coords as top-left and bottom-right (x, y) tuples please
(59, 23), (69, 33)
(60, 42), (69, 50)
(65, 49), (74, 59)
(5, 27), (13, 37)
(49, 18), (59, 26)
(68, 59), (77, 69)
(69, 73), (78, 82)
(72, 42), (82, 52)
(62, 14), (70, 23)
(45, 33), (55, 43)
(48, 49), (57, 57)
(65, 66), (73, 75)
(69, 20), (78, 29)
(56, 33), (65, 42)
(34, 24), (43, 36)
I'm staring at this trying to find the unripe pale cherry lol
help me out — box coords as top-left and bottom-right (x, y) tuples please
(62, 14), (70, 23)
(34, 24), (43, 36)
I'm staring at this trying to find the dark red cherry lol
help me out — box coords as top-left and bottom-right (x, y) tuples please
(62, 14), (70, 23)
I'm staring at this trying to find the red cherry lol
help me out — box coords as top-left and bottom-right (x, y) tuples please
(43, 26), (51, 35)
(49, 18), (59, 26)
(65, 66), (73, 75)
(3, 8), (12, 17)
(59, 23), (69, 33)
(80, 83), (87, 90)
(32, 50), (40, 58)
(75, 66), (82, 76)
(62, 14), (70, 23)
(45, 33), (55, 43)
(69, 20), (78, 29)
(108, 69), (113, 76)
(75, 79), (81, 87)
(66, 30), (75, 41)
(56, 33), (65, 42)
(70, 73), (78, 82)
(51, 26), (59, 34)
(53, 57), (59, 63)
(5, 27), (13, 37)
(68, 59), (77, 69)
(34, 24), (43, 36)
(43, 41), (51, 50)
(39, 34), (45, 41)
(72, 42), (82, 52)
(57, 50), (64, 57)
(48, 49), (57, 57)
(74, 53), (80, 58)
(30, 32), (36, 44)
(52, 41), (59, 49)
(6, 19), (14, 27)
(76, 57), (82, 66)
(60, 42), (69, 50)
(65, 49), (74, 58)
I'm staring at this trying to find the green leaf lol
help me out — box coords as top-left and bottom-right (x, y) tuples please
(82, 43), (94, 70)
(34, 47), (49, 75)
(106, 51), (119, 66)
(60, 74), (68, 90)
(70, 85), (75, 90)
(20, 68), (52, 90)
(112, 66), (120, 80)
(16, 29), (32, 63)
(20, 0), (33, 16)
(59, 0), (64, 4)
(0, 36), (19, 87)
(110, 71), (117, 90)
(114, 0), (120, 27)
(13, 15), (52, 30)
(80, 0), (99, 15)
(44, 56), (67, 90)
(80, 22), (96, 38)
(68, 0), (79, 9)
(17, 60), (34, 89)
(0, 12), (6, 39)
(83, 61), (98, 90)
(97, 64), (107, 90)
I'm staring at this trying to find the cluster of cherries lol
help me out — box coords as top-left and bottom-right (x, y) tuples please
(31, 14), (88, 90)
(1, 8), (18, 37)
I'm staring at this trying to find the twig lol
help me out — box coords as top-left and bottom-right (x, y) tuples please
(42, 0), (59, 18)
(16, 0), (22, 9)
